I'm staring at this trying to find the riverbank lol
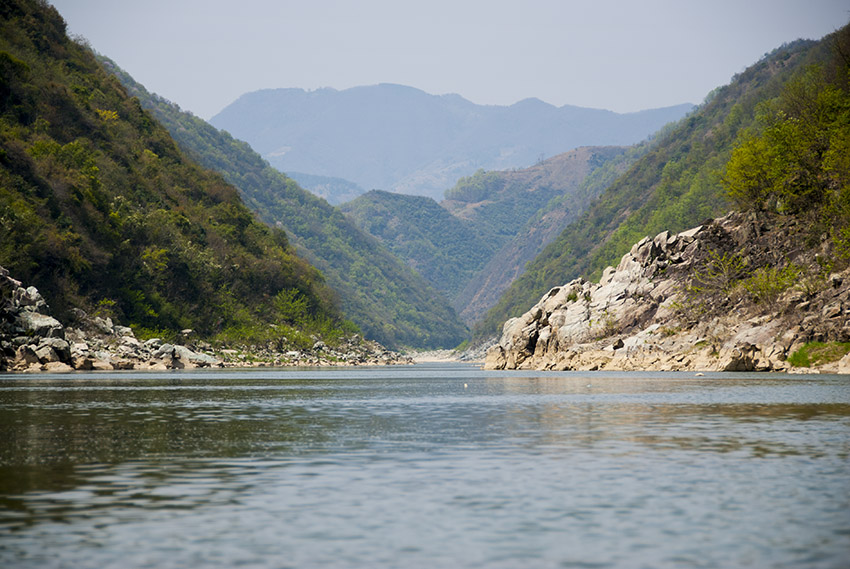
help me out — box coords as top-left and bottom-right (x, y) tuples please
(486, 212), (850, 374)
(0, 266), (411, 373)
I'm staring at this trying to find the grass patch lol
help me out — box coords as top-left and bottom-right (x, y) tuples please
(659, 326), (680, 338)
(787, 342), (850, 368)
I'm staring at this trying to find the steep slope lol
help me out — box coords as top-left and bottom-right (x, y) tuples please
(339, 146), (640, 324)
(476, 33), (837, 341)
(485, 212), (850, 372)
(488, 48), (850, 370)
(0, 0), (346, 342)
(104, 60), (467, 349)
(286, 171), (365, 205)
(450, 146), (645, 323)
(442, 147), (626, 240)
(210, 84), (693, 200)
(339, 191), (496, 300)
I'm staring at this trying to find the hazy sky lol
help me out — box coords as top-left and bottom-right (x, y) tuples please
(50, 0), (848, 119)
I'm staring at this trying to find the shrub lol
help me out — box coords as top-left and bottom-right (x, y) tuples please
(741, 264), (801, 304)
(690, 248), (749, 297)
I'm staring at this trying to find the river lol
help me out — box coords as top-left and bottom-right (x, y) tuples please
(1, 363), (849, 568)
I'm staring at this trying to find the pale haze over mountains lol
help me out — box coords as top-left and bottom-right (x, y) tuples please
(50, 1), (847, 121)
(210, 84), (693, 200)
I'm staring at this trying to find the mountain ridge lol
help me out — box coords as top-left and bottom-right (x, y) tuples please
(476, 30), (847, 342)
(0, 0), (349, 346)
(339, 146), (641, 324)
(211, 84), (693, 200)
(105, 62), (468, 349)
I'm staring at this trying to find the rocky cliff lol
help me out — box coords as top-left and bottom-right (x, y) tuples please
(485, 212), (850, 373)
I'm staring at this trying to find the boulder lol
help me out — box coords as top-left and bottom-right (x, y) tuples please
(114, 325), (134, 337)
(17, 311), (64, 338)
(15, 345), (40, 367)
(172, 345), (219, 366)
(484, 346), (507, 370)
(838, 353), (850, 374)
(34, 344), (59, 363)
(90, 316), (114, 336)
(38, 337), (71, 362)
(42, 361), (74, 373)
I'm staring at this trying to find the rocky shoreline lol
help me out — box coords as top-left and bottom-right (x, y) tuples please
(0, 266), (411, 373)
(485, 212), (850, 373)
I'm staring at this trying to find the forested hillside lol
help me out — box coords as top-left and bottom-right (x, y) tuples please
(724, 27), (849, 256)
(0, 0), (349, 343)
(340, 191), (496, 300)
(210, 84), (692, 200)
(451, 146), (645, 323)
(340, 147), (640, 324)
(477, 28), (847, 341)
(104, 60), (467, 349)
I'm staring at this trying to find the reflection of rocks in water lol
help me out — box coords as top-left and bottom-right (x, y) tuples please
(486, 212), (850, 372)
(480, 374), (850, 455)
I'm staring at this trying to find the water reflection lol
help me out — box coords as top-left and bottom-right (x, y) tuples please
(1, 367), (849, 568)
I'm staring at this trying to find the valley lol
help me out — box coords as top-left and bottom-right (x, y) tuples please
(1, 0), (848, 374)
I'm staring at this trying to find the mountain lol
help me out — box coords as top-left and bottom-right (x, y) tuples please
(476, 28), (847, 341)
(448, 146), (645, 323)
(340, 146), (642, 324)
(103, 61), (468, 349)
(210, 84), (693, 200)
(339, 191), (496, 301)
(0, 0), (348, 344)
(286, 171), (365, 205)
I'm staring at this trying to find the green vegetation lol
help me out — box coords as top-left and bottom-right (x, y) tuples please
(788, 342), (850, 367)
(339, 190), (496, 299)
(444, 169), (502, 203)
(340, 147), (637, 326)
(723, 40), (850, 257)
(104, 59), (467, 348)
(447, 146), (642, 323)
(740, 264), (803, 305)
(690, 249), (750, 298)
(443, 147), (629, 244)
(476, 30), (843, 341)
(0, 0), (351, 343)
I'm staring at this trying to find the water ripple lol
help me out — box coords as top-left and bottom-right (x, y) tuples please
(1, 366), (849, 568)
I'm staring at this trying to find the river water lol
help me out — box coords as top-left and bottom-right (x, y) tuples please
(1, 363), (848, 568)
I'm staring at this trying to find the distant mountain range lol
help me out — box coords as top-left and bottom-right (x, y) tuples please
(286, 172), (366, 205)
(106, 64), (468, 349)
(210, 84), (694, 200)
